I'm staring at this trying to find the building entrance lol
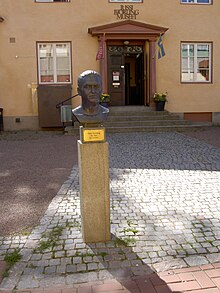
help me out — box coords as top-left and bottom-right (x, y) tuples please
(107, 45), (145, 106)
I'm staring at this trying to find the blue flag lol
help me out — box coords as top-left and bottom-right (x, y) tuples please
(157, 34), (165, 59)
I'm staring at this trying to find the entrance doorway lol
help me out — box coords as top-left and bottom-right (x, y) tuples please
(107, 45), (145, 106)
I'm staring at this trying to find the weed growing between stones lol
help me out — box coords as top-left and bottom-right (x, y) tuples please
(66, 220), (81, 229)
(9, 226), (32, 237)
(123, 237), (137, 246)
(122, 227), (138, 235)
(3, 249), (22, 277)
(75, 251), (97, 258)
(34, 226), (64, 253)
(76, 251), (109, 261)
(99, 251), (108, 258)
(20, 227), (32, 236)
(127, 219), (135, 227)
(114, 236), (137, 247)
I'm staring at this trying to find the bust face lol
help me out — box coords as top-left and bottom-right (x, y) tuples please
(73, 71), (109, 124)
(78, 74), (102, 108)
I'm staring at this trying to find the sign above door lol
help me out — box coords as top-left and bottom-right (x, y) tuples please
(114, 5), (139, 20)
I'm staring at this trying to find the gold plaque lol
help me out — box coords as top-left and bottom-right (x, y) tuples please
(81, 127), (105, 143)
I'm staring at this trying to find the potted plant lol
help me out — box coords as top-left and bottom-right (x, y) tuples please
(153, 91), (167, 111)
(100, 93), (110, 108)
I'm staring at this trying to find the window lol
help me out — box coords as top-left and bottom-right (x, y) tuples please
(35, 0), (70, 3)
(109, 0), (142, 2)
(181, 43), (212, 83)
(180, 0), (211, 4)
(37, 43), (71, 84)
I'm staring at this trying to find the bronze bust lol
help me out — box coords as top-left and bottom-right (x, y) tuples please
(72, 70), (109, 125)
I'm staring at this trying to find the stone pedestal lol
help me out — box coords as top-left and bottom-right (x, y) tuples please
(77, 140), (111, 243)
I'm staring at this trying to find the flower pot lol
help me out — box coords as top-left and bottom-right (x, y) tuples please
(155, 101), (166, 111)
(100, 102), (109, 108)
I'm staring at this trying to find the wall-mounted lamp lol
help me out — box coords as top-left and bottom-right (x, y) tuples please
(124, 40), (130, 45)
(0, 16), (4, 22)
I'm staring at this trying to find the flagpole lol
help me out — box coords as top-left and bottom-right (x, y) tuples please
(152, 34), (160, 59)
(152, 47), (157, 59)
(99, 33), (107, 93)
(103, 33), (107, 93)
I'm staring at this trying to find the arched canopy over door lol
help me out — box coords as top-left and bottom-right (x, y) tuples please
(88, 20), (168, 106)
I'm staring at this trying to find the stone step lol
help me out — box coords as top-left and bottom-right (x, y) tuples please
(105, 124), (212, 133)
(107, 113), (180, 121)
(66, 106), (212, 134)
(108, 110), (170, 116)
(65, 123), (211, 135)
(109, 106), (154, 112)
(106, 115), (182, 122)
(103, 119), (192, 127)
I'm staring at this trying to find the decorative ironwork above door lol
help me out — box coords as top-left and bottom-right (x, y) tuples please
(108, 46), (143, 54)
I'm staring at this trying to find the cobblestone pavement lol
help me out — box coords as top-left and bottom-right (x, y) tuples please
(1, 131), (220, 292)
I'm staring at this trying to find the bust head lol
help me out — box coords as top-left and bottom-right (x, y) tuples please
(77, 70), (102, 115)
(73, 70), (109, 125)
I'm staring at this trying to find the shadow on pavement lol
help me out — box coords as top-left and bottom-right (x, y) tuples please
(87, 237), (179, 293)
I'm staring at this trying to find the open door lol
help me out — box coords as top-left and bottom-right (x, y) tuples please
(107, 48), (125, 106)
(124, 52), (144, 105)
(107, 45), (144, 106)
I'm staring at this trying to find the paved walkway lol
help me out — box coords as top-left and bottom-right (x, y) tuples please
(1, 132), (220, 292)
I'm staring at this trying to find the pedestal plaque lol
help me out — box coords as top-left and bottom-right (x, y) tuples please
(80, 126), (106, 143)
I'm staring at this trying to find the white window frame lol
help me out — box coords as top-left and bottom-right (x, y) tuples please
(37, 42), (72, 85)
(35, 0), (70, 3)
(109, 0), (142, 2)
(180, 0), (211, 4)
(181, 42), (212, 83)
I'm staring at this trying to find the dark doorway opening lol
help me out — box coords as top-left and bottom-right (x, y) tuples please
(125, 52), (144, 105)
(107, 45), (145, 106)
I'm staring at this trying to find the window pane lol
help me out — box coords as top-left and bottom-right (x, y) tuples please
(36, 0), (70, 2)
(110, 0), (142, 2)
(182, 44), (194, 57)
(197, 70), (209, 81)
(197, 58), (209, 69)
(197, 0), (210, 3)
(197, 44), (209, 58)
(197, 44), (210, 81)
(181, 0), (210, 3)
(181, 71), (194, 82)
(39, 44), (54, 83)
(181, 44), (195, 82)
(56, 44), (71, 83)
(182, 57), (194, 71)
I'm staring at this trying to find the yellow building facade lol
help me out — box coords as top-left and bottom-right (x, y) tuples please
(0, 0), (220, 130)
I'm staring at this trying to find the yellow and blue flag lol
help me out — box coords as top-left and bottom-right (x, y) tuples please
(157, 34), (165, 59)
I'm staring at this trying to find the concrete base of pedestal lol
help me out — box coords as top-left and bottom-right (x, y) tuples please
(78, 140), (111, 243)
